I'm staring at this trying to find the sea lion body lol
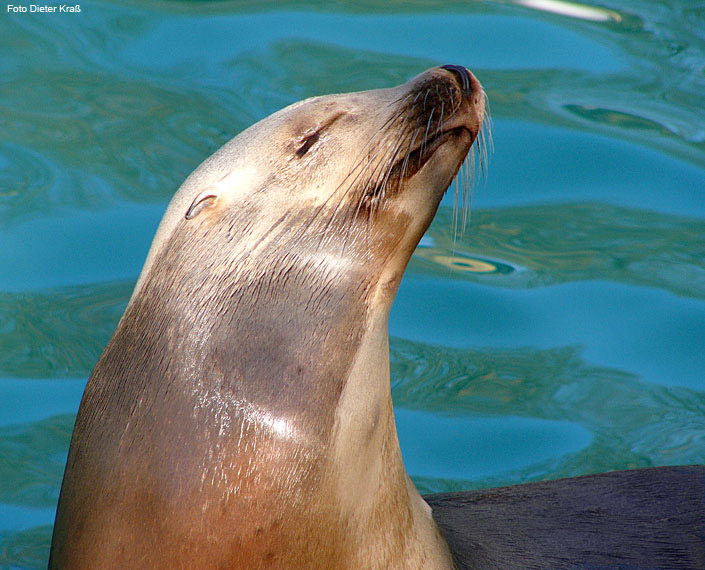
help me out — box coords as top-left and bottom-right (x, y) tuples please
(48, 66), (705, 570)
(49, 66), (485, 569)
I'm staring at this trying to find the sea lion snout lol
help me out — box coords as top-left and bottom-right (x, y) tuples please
(440, 64), (480, 98)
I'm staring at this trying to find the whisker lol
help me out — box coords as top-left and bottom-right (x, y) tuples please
(421, 108), (435, 157)
(380, 120), (416, 201)
(290, 120), (400, 249)
(325, 109), (415, 248)
(396, 123), (422, 196)
(434, 85), (445, 137)
(447, 84), (456, 118)
(422, 88), (431, 112)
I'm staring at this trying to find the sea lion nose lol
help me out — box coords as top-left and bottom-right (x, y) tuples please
(440, 64), (481, 99)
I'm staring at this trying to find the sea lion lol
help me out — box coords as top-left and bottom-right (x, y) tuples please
(49, 65), (486, 569)
(49, 65), (705, 570)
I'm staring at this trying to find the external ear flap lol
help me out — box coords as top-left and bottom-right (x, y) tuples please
(185, 191), (218, 220)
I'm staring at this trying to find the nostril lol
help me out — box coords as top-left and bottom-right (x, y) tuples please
(441, 64), (473, 97)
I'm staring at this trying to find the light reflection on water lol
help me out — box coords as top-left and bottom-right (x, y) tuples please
(1, 1), (704, 567)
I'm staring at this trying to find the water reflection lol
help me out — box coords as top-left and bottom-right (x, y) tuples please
(390, 337), (705, 493)
(412, 203), (705, 300)
(3, 2), (704, 226)
(0, 68), (239, 220)
(396, 408), (593, 480)
(0, 283), (131, 378)
(0, 415), (72, 510)
(509, 0), (621, 22)
(0, 525), (51, 570)
(0, 414), (71, 567)
(415, 250), (516, 276)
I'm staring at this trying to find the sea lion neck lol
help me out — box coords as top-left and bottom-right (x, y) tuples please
(114, 209), (390, 446)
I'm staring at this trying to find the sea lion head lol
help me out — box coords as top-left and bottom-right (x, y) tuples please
(133, 65), (486, 310)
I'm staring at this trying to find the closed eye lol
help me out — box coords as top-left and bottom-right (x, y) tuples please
(294, 112), (345, 158)
(296, 131), (320, 157)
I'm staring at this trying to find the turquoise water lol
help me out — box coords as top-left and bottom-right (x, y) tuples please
(2, 1), (705, 566)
